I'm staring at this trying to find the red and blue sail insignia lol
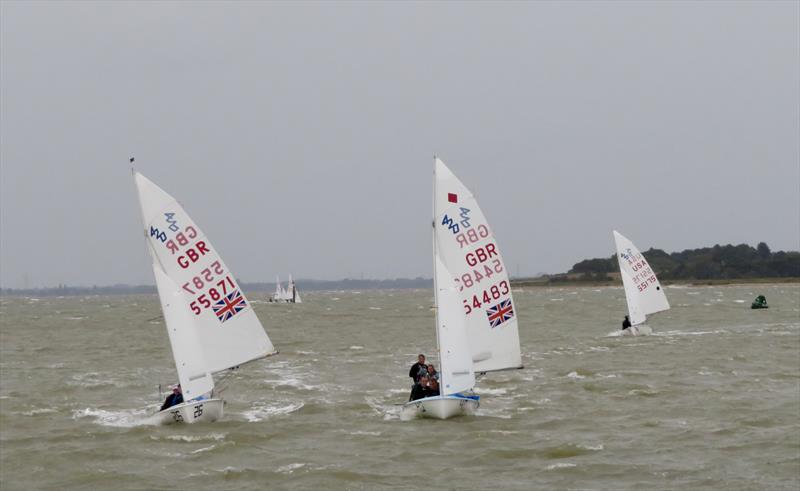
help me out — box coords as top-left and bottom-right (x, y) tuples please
(486, 299), (514, 328)
(212, 289), (247, 323)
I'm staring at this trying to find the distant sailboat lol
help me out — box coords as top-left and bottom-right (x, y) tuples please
(288, 274), (302, 303)
(133, 171), (277, 424)
(272, 275), (285, 303)
(404, 157), (522, 420)
(271, 274), (301, 303)
(613, 230), (670, 336)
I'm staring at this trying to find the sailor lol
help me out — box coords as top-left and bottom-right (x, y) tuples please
(427, 375), (440, 397)
(410, 375), (429, 401)
(408, 354), (427, 383)
(621, 315), (631, 330)
(160, 384), (183, 411)
(425, 364), (439, 382)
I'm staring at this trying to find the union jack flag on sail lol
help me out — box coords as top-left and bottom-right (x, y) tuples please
(486, 299), (514, 328)
(212, 289), (247, 323)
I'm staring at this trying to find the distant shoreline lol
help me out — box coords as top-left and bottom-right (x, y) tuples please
(1, 276), (798, 298)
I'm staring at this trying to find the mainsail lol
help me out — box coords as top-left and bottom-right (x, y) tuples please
(613, 230), (670, 325)
(288, 274), (302, 303)
(433, 158), (522, 373)
(134, 172), (275, 380)
(274, 275), (284, 301)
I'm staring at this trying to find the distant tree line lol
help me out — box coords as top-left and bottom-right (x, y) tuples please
(568, 242), (800, 280)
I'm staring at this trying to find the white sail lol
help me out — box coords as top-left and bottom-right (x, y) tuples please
(433, 158), (522, 373)
(434, 256), (476, 395)
(613, 230), (670, 325)
(152, 265), (214, 400)
(274, 275), (283, 301)
(288, 274), (302, 303)
(134, 172), (275, 375)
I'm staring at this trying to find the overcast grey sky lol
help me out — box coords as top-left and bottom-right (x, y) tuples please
(1, 1), (798, 288)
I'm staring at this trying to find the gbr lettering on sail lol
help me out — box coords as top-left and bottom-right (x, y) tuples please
(147, 211), (245, 320)
(439, 198), (513, 323)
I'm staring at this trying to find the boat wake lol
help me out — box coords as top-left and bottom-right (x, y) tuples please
(73, 406), (159, 427)
(606, 325), (653, 337)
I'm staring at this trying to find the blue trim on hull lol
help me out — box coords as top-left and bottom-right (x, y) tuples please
(413, 393), (480, 403)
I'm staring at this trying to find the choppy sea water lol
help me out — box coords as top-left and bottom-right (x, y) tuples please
(1, 284), (798, 490)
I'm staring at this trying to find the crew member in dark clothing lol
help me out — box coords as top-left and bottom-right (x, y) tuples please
(408, 354), (427, 383)
(160, 384), (183, 411)
(621, 315), (631, 330)
(408, 354), (428, 401)
(410, 376), (430, 401)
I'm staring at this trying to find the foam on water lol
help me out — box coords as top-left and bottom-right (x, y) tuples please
(241, 402), (304, 422)
(475, 387), (508, 395)
(73, 407), (155, 427)
(154, 433), (228, 443)
(14, 408), (58, 416)
(276, 463), (306, 474)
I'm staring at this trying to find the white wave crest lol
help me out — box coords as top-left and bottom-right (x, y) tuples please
(153, 433), (227, 443)
(276, 463), (306, 474)
(73, 407), (153, 427)
(241, 402), (303, 422)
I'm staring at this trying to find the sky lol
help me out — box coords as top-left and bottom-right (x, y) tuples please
(1, 1), (798, 288)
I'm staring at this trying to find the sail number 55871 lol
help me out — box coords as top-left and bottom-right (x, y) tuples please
(189, 275), (236, 315)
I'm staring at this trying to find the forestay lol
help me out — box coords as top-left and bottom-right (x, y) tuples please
(134, 172), (275, 375)
(613, 230), (670, 325)
(433, 158), (522, 373)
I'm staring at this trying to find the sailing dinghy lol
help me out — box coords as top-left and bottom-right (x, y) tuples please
(271, 275), (286, 302)
(287, 274), (302, 303)
(271, 275), (301, 303)
(404, 158), (522, 420)
(613, 230), (670, 336)
(133, 171), (277, 424)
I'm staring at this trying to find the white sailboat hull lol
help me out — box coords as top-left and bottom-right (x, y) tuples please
(403, 395), (479, 420)
(154, 398), (224, 425)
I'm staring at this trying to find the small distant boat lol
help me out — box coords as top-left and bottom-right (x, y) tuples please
(751, 295), (768, 309)
(270, 274), (302, 303)
(288, 274), (302, 303)
(271, 275), (286, 302)
(133, 171), (277, 424)
(613, 230), (670, 336)
(404, 158), (522, 420)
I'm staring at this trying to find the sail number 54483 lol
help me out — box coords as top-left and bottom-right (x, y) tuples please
(463, 280), (510, 315)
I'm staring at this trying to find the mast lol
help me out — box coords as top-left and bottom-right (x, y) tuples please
(432, 155), (444, 390)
